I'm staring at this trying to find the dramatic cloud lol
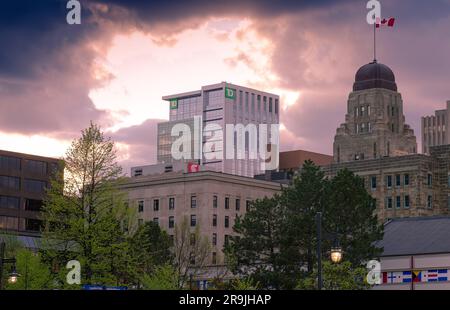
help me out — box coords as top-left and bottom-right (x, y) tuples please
(1, 0), (450, 166)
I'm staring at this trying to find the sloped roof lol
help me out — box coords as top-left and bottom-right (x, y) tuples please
(376, 216), (450, 256)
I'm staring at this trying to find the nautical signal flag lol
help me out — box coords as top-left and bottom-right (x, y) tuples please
(376, 17), (395, 28)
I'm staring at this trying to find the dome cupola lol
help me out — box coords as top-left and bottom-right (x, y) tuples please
(353, 60), (397, 92)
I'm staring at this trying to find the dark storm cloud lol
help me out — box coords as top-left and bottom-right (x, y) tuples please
(1, 0), (450, 158)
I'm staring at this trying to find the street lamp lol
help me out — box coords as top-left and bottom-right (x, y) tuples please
(316, 213), (343, 289)
(0, 241), (19, 289)
(330, 236), (343, 264)
(7, 268), (20, 284)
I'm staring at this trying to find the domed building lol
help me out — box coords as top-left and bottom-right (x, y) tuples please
(324, 60), (450, 223)
(333, 60), (417, 163)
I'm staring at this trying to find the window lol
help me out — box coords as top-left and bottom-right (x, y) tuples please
(213, 195), (218, 208)
(386, 197), (393, 209)
(0, 216), (18, 230)
(224, 235), (230, 246)
(370, 176), (377, 190)
(396, 196), (401, 209)
(235, 199), (240, 211)
(395, 175), (401, 187)
(0, 196), (20, 209)
(153, 199), (159, 211)
(24, 179), (46, 193)
(169, 216), (175, 228)
(404, 195), (410, 209)
(0, 176), (20, 190)
(153, 217), (159, 225)
(191, 195), (197, 208)
(386, 175), (392, 188)
(225, 197), (230, 209)
(448, 174), (450, 188)
(25, 219), (42, 232)
(447, 195), (450, 210)
(25, 199), (42, 211)
(24, 160), (47, 175)
(427, 173), (432, 186)
(404, 174), (410, 186)
(212, 233), (217, 246)
(212, 214), (217, 227)
(212, 252), (217, 265)
(225, 216), (229, 228)
(427, 195), (433, 209)
(190, 215), (197, 227)
(0, 155), (21, 171)
(138, 200), (144, 213)
(246, 200), (251, 211)
(169, 197), (175, 210)
(133, 169), (142, 177)
(190, 233), (196, 246)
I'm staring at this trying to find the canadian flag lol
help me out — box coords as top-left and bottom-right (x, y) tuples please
(376, 17), (395, 28)
(187, 162), (200, 173)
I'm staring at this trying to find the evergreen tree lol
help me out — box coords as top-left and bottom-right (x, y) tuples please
(130, 221), (172, 277)
(322, 168), (383, 266)
(226, 196), (289, 289)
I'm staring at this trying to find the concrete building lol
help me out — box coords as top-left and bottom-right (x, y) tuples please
(421, 100), (450, 154)
(0, 150), (61, 236)
(156, 82), (280, 177)
(374, 216), (450, 290)
(121, 170), (281, 266)
(333, 60), (417, 163)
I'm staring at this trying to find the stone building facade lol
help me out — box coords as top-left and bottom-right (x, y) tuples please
(333, 61), (417, 163)
(326, 60), (450, 223)
(323, 146), (450, 223)
(121, 170), (281, 266)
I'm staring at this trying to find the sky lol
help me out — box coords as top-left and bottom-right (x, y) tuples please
(1, 0), (450, 174)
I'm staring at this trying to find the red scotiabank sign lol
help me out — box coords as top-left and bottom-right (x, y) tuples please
(187, 162), (200, 173)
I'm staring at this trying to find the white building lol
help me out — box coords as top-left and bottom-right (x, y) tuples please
(421, 100), (450, 154)
(155, 82), (280, 177)
(374, 216), (450, 290)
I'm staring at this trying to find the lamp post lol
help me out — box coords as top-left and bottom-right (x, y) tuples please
(0, 241), (19, 290)
(316, 213), (343, 290)
(316, 212), (322, 290)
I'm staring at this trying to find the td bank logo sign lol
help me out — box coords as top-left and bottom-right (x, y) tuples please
(225, 87), (236, 100)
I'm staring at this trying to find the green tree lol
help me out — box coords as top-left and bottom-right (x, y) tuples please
(130, 221), (172, 277)
(280, 160), (327, 273)
(230, 277), (260, 290)
(322, 168), (383, 266)
(141, 264), (179, 290)
(173, 216), (211, 289)
(296, 261), (369, 290)
(227, 161), (383, 290)
(226, 196), (289, 289)
(41, 122), (136, 287)
(5, 249), (53, 290)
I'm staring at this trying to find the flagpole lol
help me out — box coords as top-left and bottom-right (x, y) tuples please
(373, 22), (376, 62)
